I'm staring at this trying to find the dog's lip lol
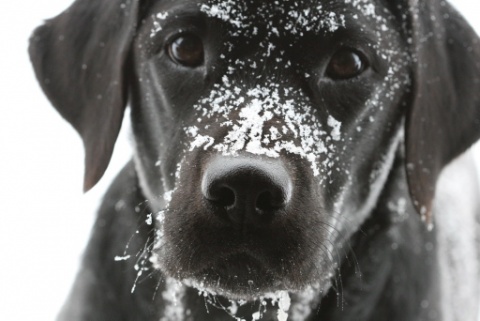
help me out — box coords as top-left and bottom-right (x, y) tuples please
(184, 251), (284, 299)
(194, 250), (270, 278)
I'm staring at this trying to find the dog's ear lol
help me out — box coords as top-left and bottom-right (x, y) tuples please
(29, 0), (139, 191)
(406, 0), (480, 225)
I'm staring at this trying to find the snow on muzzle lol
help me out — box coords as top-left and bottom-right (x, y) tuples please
(185, 80), (343, 181)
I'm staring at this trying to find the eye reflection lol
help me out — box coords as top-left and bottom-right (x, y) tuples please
(326, 49), (369, 80)
(167, 34), (204, 67)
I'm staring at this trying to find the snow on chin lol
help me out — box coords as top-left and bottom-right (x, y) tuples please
(163, 277), (324, 321)
(182, 278), (292, 321)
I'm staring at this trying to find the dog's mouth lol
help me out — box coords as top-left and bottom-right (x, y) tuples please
(181, 252), (291, 300)
(188, 252), (281, 299)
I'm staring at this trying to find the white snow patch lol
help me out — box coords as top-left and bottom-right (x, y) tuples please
(163, 190), (173, 205)
(275, 291), (291, 321)
(185, 278), (294, 321)
(146, 213), (153, 225)
(186, 80), (342, 178)
(114, 255), (131, 261)
(150, 11), (169, 38)
(150, 209), (166, 270)
(289, 286), (323, 321)
(327, 115), (342, 141)
(161, 278), (186, 321)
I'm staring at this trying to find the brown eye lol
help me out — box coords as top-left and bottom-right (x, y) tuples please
(167, 34), (204, 67)
(326, 49), (368, 80)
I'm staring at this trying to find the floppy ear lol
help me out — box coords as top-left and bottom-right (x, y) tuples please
(406, 0), (480, 225)
(29, 0), (139, 191)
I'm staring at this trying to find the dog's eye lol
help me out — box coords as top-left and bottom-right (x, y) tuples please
(167, 34), (204, 67)
(326, 49), (368, 80)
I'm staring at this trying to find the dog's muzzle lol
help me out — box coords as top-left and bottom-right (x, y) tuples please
(158, 153), (326, 298)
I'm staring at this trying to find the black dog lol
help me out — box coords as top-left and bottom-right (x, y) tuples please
(30, 0), (480, 320)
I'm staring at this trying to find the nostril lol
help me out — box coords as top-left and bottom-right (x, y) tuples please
(256, 191), (283, 213)
(212, 186), (235, 208)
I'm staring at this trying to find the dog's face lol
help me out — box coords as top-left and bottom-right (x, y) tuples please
(30, 0), (480, 305)
(130, 0), (409, 299)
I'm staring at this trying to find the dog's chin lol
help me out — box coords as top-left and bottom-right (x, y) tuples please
(182, 275), (298, 303)
(182, 278), (281, 302)
(169, 253), (304, 301)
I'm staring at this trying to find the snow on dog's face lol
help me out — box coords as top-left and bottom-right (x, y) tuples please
(131, 0), (410, 302)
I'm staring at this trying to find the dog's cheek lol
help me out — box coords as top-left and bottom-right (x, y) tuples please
(321, 27), (411, 244)
(130, 38), (212, 210)
(323, 92), (408, 246)
(149, 155), (208, 273)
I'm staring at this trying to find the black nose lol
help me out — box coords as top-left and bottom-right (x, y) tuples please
(201, 156), (292, 226)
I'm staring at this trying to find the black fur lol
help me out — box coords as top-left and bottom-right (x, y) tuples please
(30, 0), (480, 320)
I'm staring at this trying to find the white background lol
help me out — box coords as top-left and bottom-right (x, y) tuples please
(0, 0), (479, 320)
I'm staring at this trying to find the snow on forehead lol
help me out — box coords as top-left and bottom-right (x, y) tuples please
(199, 0), (347, 35)
(150, 0), (396, 48)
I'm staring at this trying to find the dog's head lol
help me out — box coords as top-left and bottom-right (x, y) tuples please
(30, 0), (480, 300)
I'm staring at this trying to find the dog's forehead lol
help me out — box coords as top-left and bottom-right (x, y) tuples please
(147, 0), (389, 36)
(150, 0), (378, 13)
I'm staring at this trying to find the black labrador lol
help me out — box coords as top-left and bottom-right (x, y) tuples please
(30, 0), (480, 320)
